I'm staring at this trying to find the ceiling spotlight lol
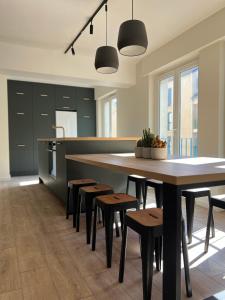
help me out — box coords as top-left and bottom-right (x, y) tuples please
(71, 46), (75, 55)
(90, 21), (94, 35)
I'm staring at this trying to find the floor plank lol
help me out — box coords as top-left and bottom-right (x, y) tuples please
(0, 178), (225, 300)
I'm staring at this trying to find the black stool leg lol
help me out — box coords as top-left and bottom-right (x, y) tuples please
(72, 187), (78, 228)
(205, 203), (213, 253)
(155, 236), (162, 272)
(182, 218), (192, 298)
(135, 182), (142, 202)
(126, 179), (129, 194)
(155, 186), (163, 208)
(143, 184), (147, 209)
(119, 221), (128, 283)
(208, 196), (215, 238)
(92, 203), (98, 251)
(85, 195), (94, 244)
(104, 208), (114, 268)
(141, 182), (146, 208)
(115, 212), (120, 238)
(66, 186), (70, 219)
(186, 196), (195, 244)
(140, 232), (154, 300)
(76, 192), (82, 232)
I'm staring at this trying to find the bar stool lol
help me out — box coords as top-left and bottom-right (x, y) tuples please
(92, 193), (139, 268)
(204, 194), (224, 253)
(182, 187), (211, 243)
(126, 174), (146, 206)
(143, 179), (163, 209)
(66, 179), (97, 227)
(119, 208), (192, 300)
(77, 184), (113, 244)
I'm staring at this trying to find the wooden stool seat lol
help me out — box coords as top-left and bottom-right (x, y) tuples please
(77, 183), (113, 244)
(92, 193), (139, 268)
(182, 187), (210, 198)
(119, 208), (192, 300)
(205, 194), (225, 253)
(128, 174), (147, 182)
(97, 193), (137, 205)
(144, 179), (163, 209)
(68, 178), (97, 187)
(80, 184), (112, 194)
(66, 178), (97, 224)
(182, 187), (211, 244)
(126, 175), (146, 208)
(126, 208), (162, 228)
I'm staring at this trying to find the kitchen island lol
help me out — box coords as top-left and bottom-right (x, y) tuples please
(38, 137), (137, 203)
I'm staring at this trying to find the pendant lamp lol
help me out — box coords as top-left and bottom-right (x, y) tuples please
(95, 4), (119, 74)
(117, 0), (148, 56)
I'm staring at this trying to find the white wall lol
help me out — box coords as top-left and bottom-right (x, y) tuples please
(198, 42), (225, 157)
(0, 75), (10, 179)
(95, 75), (150, 138)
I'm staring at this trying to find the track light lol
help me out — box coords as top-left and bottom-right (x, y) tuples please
(90, 21), (94, 34)
(71, 46), (75, 55)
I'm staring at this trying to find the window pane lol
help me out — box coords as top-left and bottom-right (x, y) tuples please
(180, 66), (198, 157)
(104, 101), (110, 137)
(111, 98), (117, 137)
(159, 76), (174, 156)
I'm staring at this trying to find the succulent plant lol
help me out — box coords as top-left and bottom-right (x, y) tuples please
(142, 128), (155, 148)
(152, 135), (167, 148)
(136, 138), (143, 147)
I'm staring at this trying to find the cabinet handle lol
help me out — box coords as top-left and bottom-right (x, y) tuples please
(16, 112), (25, 115)
(40, 94), (48, 97)
(83, 97), (90, 101)
(16, 92), (24, 95)
(63, 96), (70, 99)
(17, 144), (26, 147)
(83, 115), (90, 119)
(40, 113), (49, 116)
(62, 106), (70, 109)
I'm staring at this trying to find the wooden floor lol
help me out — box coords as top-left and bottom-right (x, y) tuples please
(0, 177), (225, 300)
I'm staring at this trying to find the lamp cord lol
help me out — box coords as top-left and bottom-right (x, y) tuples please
(105, 4), (108, 46)
(132, 0), (133, 19)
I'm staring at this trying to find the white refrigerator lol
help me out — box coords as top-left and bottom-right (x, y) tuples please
(55, 110), (77, 138)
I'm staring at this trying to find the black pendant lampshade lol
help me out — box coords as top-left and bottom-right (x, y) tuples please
(95, 3), (119, 74)
(118, 20), (148, 56)
(95, 46), (119, 74)
(117, 0), (148, 56)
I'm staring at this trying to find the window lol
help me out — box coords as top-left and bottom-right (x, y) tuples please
(158, 64), (199, 157)
(102, 96), (117, 137)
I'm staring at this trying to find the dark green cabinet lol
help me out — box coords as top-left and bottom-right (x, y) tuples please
(8, 81), (34, 176)
(33, 83), (56, 173)
(55, 85), (77, 111)
(76, 87), (96, 137)
(8, 80), (96, 176)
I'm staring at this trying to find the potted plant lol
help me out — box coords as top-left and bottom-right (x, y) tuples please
(134, 138), (143, 158)
(142, 128), (155, 159)
(151, 135), (167, 160)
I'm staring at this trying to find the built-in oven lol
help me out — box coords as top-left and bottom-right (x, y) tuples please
(48, 142), (56, 178)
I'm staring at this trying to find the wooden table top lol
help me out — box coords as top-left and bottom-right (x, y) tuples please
(38, 137), (138, 142)
(65, 153), (225, 186)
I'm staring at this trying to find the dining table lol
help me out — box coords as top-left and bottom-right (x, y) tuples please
(65, 153), (225, 300)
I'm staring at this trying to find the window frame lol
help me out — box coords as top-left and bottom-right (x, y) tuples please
(101, 94), (117, 138)
(156, 60), (199, 157)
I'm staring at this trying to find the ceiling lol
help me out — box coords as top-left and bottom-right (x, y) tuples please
(0, 0), (225, 59)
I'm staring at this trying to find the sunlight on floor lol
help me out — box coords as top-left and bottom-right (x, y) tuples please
(187, 228), (225, 269)
(19, 179), (39, 186)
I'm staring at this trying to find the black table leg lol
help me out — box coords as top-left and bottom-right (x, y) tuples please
(163, 183), (182, 300)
